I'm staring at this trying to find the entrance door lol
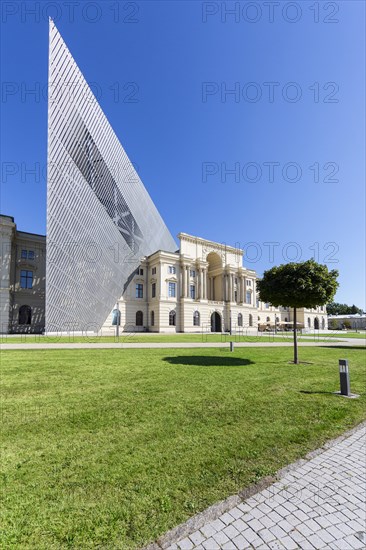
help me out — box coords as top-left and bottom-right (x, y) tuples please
(314, 317), (319, 330)
(211, 312), (222, 332)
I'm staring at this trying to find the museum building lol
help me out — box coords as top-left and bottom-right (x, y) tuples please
(0, 22), (327, 334)
(0, 215), (327, 334)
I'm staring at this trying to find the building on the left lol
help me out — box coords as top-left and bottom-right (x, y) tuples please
(0, 214), (46, 333)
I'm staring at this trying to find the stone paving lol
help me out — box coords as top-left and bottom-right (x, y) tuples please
(167, 425), (366, 550)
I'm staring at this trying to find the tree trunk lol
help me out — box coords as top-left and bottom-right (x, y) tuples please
(293, 307), (298, 364)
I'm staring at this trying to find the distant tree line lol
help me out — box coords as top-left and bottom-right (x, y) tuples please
(326, 302), (364, 315)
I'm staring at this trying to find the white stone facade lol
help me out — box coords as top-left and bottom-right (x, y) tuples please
(102, 233), (328, 334)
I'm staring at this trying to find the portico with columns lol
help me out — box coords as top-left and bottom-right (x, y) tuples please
(102, 233), (267, 333)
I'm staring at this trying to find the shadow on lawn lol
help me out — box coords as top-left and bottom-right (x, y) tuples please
(163, 356), (254, 367)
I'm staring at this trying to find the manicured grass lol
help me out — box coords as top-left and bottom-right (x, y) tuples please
(1, 347), (365, 548)
(316, 331), (366, 339)
(1, 332), (348, 344)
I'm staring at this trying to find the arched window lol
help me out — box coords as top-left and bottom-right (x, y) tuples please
(136, 311), (143, 326)
(314, 317), (319, 330)
(111, 308), (120, 326)
(19, 305), (31, 325)
(285, 317), (288, 322)
(308, 317), (311, 328)
(193, 311), (200, 326)
(322, 318), (325, 329)
(258, 316), (261, 321)
(238, 313), (243, 327)
(266, 316), (270, 322)
(249, 314), (253, 327)
(169, 310), (176, 326)
(151, 311), (155, 326)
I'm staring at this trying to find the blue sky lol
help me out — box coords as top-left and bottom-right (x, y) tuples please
(1, 1), (365, 307)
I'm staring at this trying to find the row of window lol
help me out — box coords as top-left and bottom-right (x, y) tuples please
(141, 266), (256, 284)
(122, 311), (327, 329)
(136, 282), (252, 302)
(133, 310), (198, 327)
(167, 266), (196, 277)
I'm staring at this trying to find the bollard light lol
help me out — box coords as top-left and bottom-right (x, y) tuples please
(230, 341), (234, 352)
(339, 359), (350, 396)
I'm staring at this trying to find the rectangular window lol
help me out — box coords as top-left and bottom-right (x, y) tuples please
(28, 250), (35, 260)
(190, 269), (196, 278)
(135, 283), (143, 298)
(265, 303), (269, 308)
(137, 268), (143, 275)
(20, 270), (33, 289)
(234, 290), (237, 302)
(168, 265), (176, 274)
(168, 282), (176, 298)
(190, 285), (195, 299)
(246, 291), (251, 304)
(247, 280), (251, 286)
(151, 282), (156, 298)
(21, 249), (27, 259)
(152, 267), (156, 275)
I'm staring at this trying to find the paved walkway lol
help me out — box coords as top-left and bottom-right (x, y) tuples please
(1, 339), (364, 350)
(163, 424), (365, 550)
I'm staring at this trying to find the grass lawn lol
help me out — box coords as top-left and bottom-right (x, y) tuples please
(0, 332), (349, 344)
(315, 331), (366, 339)
(1, 346), (365, 549)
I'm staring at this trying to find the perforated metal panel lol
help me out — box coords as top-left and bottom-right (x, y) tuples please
(46, 20), (176, 332)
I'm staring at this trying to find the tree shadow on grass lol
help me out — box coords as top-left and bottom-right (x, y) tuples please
(163, 356), (254, 367)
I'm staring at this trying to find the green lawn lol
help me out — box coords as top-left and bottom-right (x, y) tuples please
(1, 331), (350, 344)
(315, 331), (366, 339)
(1, 347), (365, 549)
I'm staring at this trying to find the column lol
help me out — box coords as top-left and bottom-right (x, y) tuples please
(181, 264), (185, 298)
(186, 266), (190, 298)
(228, 273), (232, 303)
(231, 274), (234, 302)
(203, 269), (206, 299)
(240, 276), (244, 303)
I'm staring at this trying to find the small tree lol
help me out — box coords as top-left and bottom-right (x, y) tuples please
(329, 319), (338, 330)
(343, 320), (352, 330)
(257, 259), (338, 364)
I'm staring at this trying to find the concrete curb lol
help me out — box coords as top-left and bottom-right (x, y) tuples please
(142, 420), (366, 550)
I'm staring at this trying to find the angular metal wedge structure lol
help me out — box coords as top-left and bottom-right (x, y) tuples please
(46, 20), (176, 332)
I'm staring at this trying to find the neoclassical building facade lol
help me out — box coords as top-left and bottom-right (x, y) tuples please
(102, 233), (328, 334)
(0, 216), (328, 334)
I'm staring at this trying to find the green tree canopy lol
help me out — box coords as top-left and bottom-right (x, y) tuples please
(257, 259), (339, 364)
(257, 259), (339, 309)
(326, 302), (363, 315)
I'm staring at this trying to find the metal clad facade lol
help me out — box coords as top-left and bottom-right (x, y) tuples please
(46, 21), (176, 331)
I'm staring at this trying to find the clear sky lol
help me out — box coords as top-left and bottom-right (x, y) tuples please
(1, 1), (365, 307)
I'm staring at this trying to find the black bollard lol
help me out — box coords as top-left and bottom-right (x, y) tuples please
(339, 359), (350, 396)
